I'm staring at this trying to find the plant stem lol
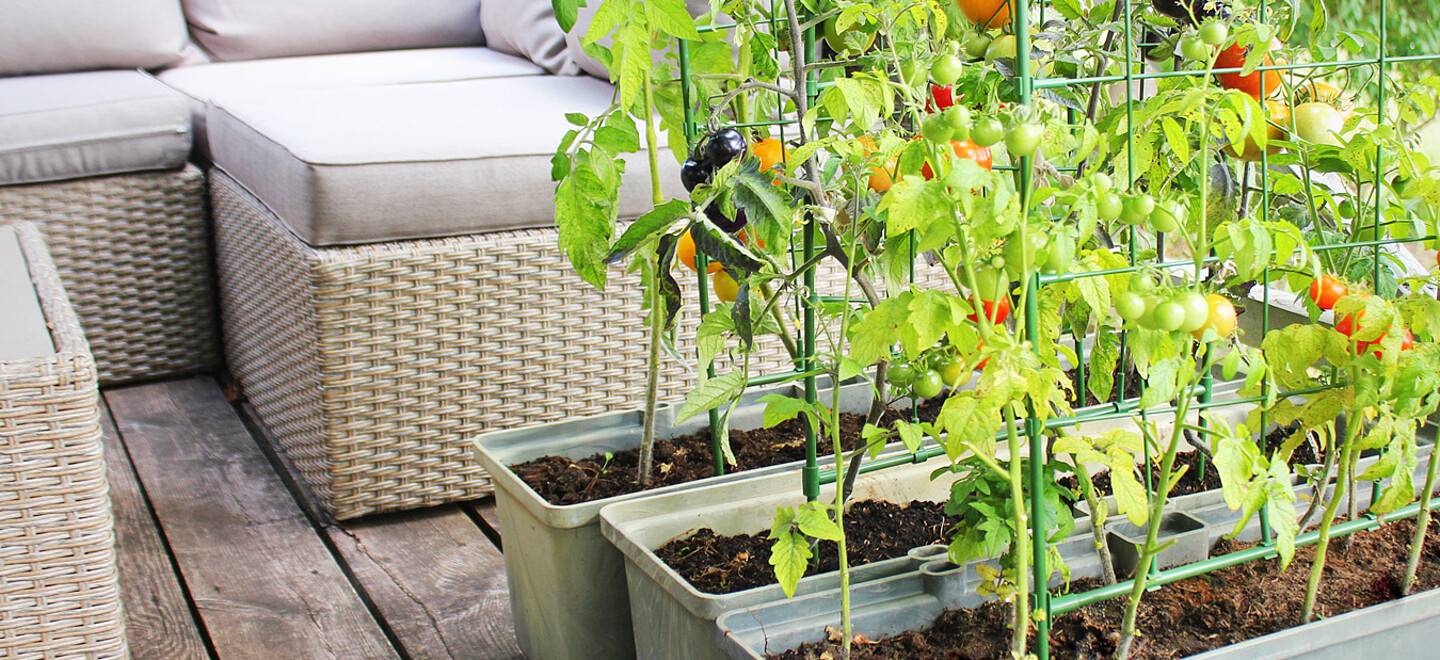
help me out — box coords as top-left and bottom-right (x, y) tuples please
(1078, 467), (1119, 585)
(1402, 429), (1439, 595)
(637, 75), (665, 487)
(1299, 424), (1339, 530)
(1302, 411), (1362, 623)
(1002, 405), (1030, 659)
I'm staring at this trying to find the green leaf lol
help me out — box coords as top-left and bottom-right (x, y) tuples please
(676, 370), (746, 422)
(555, 158), (616, 288)
(759, 394), (813, 428)
(879, 177), (949, 237)
(895, 420), (925, 453)
(937, 393), (999, 461)
(768, 522), (811, 598)
(606, 201), (690, 264)
(1139, 357), (1184, 409)
(796, 502), (844, 541)
(1213, 434), (1260, 510)
(696, 309), (731, 372)
(731, 162), (793, 231)
(1265, 470), (1299, 569)
(643, 0), (700, 40)
(1109, 457), (1149, 527)
(552, 0), (583, 33)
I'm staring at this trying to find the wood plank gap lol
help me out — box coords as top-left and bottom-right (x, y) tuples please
(460, 501), (504, 553)
(98, 396), (216, 659)
(106, 377), (400, 660)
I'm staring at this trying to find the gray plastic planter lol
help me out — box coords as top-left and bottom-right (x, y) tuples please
(1107, 511), (1209, 578)
(472, 378), (877, 660)
(598, 452), (955, 660)
(1187, 586), (1440, 659)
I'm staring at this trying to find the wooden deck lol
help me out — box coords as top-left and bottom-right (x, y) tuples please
(100, 376), (522, 660)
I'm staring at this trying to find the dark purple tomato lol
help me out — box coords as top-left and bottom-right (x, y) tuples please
(706, 205), (748, 232)
(705, 128), (748, 168)
(681, 158), (712, 191)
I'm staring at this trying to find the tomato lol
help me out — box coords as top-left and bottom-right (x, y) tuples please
(1153, 300), (1187, 332)
(1180, 34), (1211, 62)
(913, 369), (945, 399)
(1294, 80), (1344, 104)
(1096, 191), (1124, 221)
(921, 114), (953, 144)
(1307, 275), (1347, 310)
(1148, 200), (1185, 233)
(1115, 291), (1147, 322)
(1200, 21), (1229, 46)
(1214, 42), (1282, 100)
(945, 106), (972, 140)
(972, 265), (1009, 302)
(1191, 294), (1237, 341)
(822, 16), (878, 55)
(928, 84), (956, 113)
(1136, 294), (1163, 330)
(750, 138), (787, 174)
(887, 363), (916, 387)
(958, 0), (1011, 29)
(965, 33), (993, 59)
(1004, 123), (1044, 157)
(1293, 102), (1344, 146)
(899, 60), (926, 89)
(681, 158), (712, 191)
(712, 269), (740, 302)
(1224, 100), (1290, 162)
(1335, 309), (1361, 337)
(984, 34), (1018, 61)
(931, 53), (965, 85)
(937, 356), (967, 387)
(706, 128), (748, 167)
(678, 229), (724, 274)
(923, 139), (994, 178)
(968, 296), (1011, 325)
(970, 117), (1004, 147)
(1122, 194), (1156, 226)
(859, 136), (896, 193)
(1176, 291), (1210, 333)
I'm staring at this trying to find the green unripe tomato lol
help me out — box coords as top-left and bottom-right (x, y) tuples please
(1090, 172), (1114, 192)
(985, 34), (1018, 61)
(1148, 200), (1185, 233)
(1096, 191), (1124, 221)
(921, 114), (953, 144)
(1338, 199), (1357, 219)
(1122, 194), (1156, 226)
(1115, 291), (1146, 322)
(899, 60), (926, 89)
(1152, 300), (1187, 332)
(930, 53), (965, 85)
(937, 356), (967, 387)
(1177, 291), (1210, 333)
(1200, 21), (1229, 47)
(913, 369), (945, 399)
(887, 363), (915, 387)
(972, 265), (1009, 302)
(1137, 294), (1162, 329)
(945, 106), (972, 140)
(965, 33), (993, 59)
(1004, 123), (1044, 158)
(1180, 34), (1211, 62)
(971, 118), (1004, 147)
(1130, 272), (1155, 291)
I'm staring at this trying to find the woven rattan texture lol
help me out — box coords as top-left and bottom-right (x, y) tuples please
(210, 169), (955, 519)
(0, 224), (127, 660)
(0, 165), (219, 385)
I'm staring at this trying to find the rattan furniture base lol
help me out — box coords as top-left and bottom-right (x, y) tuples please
(0, 165), (219, 385)
(0, 223), (127, 660)
(211, 168), (952, 519)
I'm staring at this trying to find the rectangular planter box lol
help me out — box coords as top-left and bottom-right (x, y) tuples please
(473, 377), (883, 660)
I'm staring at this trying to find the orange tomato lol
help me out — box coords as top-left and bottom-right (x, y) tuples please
(958, 0), (1011, 29)
(751, 138), (787, 173)
(1191, 294), (1237, 341)
(921, 139), (994, 179)
(858, 136), (897, 193)
(713, 269), (740, 302)
(677, 230), (723, 274)
(1224, 100), (1290, 161)
(1215, 42), (1282, 100)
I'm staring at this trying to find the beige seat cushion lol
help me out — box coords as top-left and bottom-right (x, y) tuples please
(208, 76), (684, 247)
(158, 47), (546, 155)
(0, 0), (191, 76)
(0, 71), (191, 185)
(480, 0), (580, 75)
(180, 0), (484, 61)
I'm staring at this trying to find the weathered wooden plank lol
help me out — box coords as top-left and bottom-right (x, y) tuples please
(331, 507), (523, 660)
(469, 497), (503, 550)
(99, 402), (212, 659)
(105, 378), (398, 660)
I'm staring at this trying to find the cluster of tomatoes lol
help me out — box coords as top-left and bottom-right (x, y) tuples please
(679, 129), (785, 302)
(1307, 274), (1416, 359)
(887, 349), (974, 401)
(1114, 277), (1237, 340)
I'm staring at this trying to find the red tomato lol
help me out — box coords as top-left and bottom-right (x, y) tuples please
(1362, 328), (1415, 360)
(1215, 42), (1282, 100)
(1308, 275), (1347, 310)
(967, 296), (1011, 325)
(922, 139), (994, 178)
(927, 84), (957, 113)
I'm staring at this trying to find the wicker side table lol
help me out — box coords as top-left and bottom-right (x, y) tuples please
(0, 223), (127, 659)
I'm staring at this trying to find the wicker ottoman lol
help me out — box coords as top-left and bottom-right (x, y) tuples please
(0, 223), (127, 659)
(0, 165), (219, 385)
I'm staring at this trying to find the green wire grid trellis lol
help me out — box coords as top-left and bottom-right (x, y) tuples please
(671, 0), (1440, 656)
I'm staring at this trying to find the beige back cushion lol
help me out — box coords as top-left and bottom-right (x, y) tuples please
(479, 0), (579, 75)
(0, 0), (191, 76)
(181, 0), (485, 61)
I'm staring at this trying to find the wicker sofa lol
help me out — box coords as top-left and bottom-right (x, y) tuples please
(0, 0), (820, 521)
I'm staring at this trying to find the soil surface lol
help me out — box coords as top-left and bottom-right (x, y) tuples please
(513, 396), (946, 506)
(654, 499), (959, 594)
(772, 512), (1440, 659)
(1065, 364), (1143, 408)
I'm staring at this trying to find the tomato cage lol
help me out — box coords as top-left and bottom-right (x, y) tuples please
(664, 0), (1440, 656)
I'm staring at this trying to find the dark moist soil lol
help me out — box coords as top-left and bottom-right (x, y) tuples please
(513, 396), (947, 506)
(773, 511), (1440, 659)
(653, 499), (959, 595)
(1064, 364), (1143, 408)
(1058, 425), (1313, 499)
